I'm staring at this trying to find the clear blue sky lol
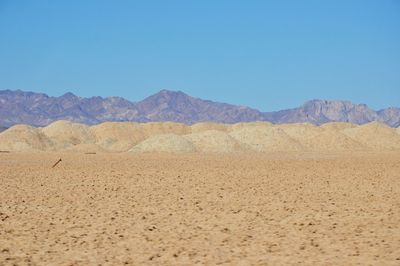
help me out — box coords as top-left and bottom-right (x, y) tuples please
(0, 0), (399, 111)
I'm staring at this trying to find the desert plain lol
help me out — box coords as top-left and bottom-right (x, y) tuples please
(1, 121), (400, 265)
(1, 151), (400, 265)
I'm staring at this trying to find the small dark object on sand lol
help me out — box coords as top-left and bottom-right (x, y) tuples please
(52, 158), (62, 168)
(0, 151), (10, 153)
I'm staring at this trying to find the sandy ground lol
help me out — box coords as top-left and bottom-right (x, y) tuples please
(1, 152), (400, 265)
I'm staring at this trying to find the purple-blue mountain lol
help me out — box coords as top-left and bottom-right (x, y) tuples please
(0, 89), (399, 128)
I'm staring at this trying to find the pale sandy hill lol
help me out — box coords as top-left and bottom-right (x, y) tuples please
(276, 123), (364, 151)
(130, 134), (196, 153)
(230, 121), (273, 131)
(140, 122), (190, 136)
(184, 130), (244, 153)
(276, 123), (322, 139)
(0, 124), (54, 151)
(42, 120), (94, 149)
(299, 130), (365, 151)
(229, 126), (303, 152)
(90, 122), (190, 152)
(320, 122), (357, 131)
(2, 120), (400, 153)
(190, 122), (230, 133)
(342, 122), (400, 150)
(63, 143), (106, 153)
(90, 122), (146, 152)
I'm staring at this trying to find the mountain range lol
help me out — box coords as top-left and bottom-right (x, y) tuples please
(0, 89), (399, 128)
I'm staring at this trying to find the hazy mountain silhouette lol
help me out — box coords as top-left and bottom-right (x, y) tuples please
(0, 89), (398, 127)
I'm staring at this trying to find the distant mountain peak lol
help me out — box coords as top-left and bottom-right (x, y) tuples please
(158, 88), (184, 94)
(150, 89), (189, 99)
(0, 89), (398, 127)
(61, 92), (77, 97)
(303, 99), (354, 106)
(61, 92), (79, 99)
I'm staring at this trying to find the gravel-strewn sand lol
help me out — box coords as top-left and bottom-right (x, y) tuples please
(1, 152), (400, 265)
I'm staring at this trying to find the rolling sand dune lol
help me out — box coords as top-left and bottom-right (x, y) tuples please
(190, 122), (229, 133)
(229, 121), (273, 131)
(1, 152), (399, 265)
(0, 125), (53, 152)
(41, 120), (94, 149)
(90, 122), (147, 152)
(298, 130), (365, 151)
(342, 122), (400, 150)
(130, 134), (196, 153)
(89, 122), (190, 152)
(276, 123), (322, 138)
(320, 122), (356, 131)
(229, 126), (304, 152)
(1, 121), (400, 153)
(63, 143), (107, 153)
(277, 124), (365, 151)
(184, 130), (244, 153)
(140, 122), (191, 136)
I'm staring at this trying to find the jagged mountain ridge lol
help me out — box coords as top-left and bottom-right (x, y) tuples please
(264, 100), (396, 126)
(0, 89), (399, 127)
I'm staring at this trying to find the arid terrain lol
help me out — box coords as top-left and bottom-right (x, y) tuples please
(1, 151), (400, 265)
(1, 121), (400, 154)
